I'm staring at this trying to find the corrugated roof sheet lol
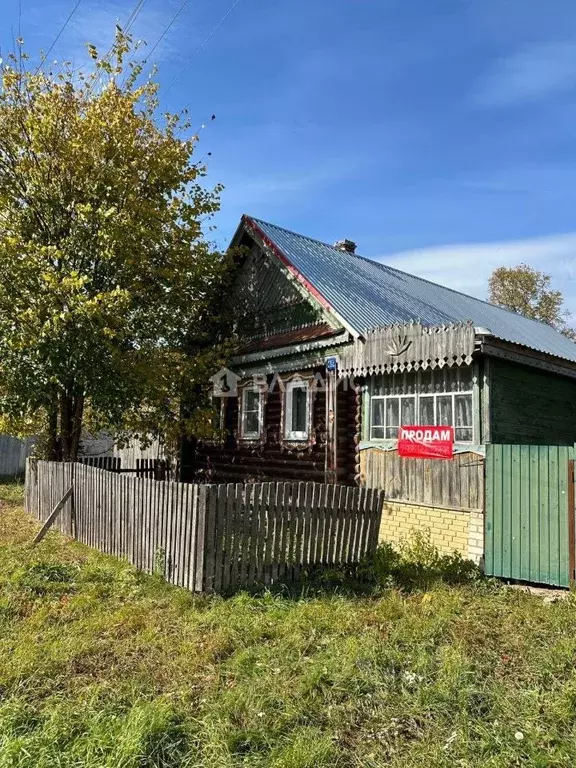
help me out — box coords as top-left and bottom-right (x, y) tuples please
(248, 216), (576, 364)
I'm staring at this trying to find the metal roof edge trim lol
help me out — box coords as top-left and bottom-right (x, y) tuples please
(243, 216), (361, 339)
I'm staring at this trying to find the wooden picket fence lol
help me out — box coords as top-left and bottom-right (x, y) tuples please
(78, 456), (178, 480)
(25, 460), (384, 593)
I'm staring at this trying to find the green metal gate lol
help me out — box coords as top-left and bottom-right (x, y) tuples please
(485, 445), (575, 587)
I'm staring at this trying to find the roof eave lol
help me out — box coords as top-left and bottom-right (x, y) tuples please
(477, 332), (576, 379)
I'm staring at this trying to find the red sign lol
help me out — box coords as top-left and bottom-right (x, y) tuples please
(398, 426), (454, 459)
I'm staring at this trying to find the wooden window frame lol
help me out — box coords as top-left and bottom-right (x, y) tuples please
(284, 379), (310, 442)
(369, 368), (475, 444)
(239, 384), (265, 441)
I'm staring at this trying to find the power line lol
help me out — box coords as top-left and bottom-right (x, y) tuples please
(163, 0), (243, 100)
(34, 0), (83, 75)
(143, 0), (192, 65)
(84, 0), (146, 98)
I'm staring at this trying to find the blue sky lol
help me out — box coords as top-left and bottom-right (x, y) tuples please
(3, 0), (576, 312)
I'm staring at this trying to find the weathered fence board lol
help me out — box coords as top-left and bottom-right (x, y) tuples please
(25, 460), (384, 593)
(0, 435), (35, 478)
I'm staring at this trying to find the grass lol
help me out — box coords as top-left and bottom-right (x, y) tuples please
(1, 483), (576, 767)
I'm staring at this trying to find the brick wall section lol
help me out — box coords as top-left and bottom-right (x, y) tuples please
(379, 500), (484, 565)
(467, 510), (484, 565)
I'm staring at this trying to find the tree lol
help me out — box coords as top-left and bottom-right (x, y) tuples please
(489, 264), (576, 340)
(0, 30), (230, 461)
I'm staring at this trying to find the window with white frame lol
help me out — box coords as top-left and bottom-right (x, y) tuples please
(369, 367), (474, 443)
(240, 386), (264, 440)
(284, 379), (309, 440)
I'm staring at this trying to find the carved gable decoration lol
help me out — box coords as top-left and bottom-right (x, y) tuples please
(231, 244), (321, 338)
(339, 322), (476, 376)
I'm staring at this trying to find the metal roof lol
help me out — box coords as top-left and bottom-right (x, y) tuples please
(246, 216), (576, 364)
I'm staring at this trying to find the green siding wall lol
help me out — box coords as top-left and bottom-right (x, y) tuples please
(485, 444), (574, 587)
(490, 359), (576, 445)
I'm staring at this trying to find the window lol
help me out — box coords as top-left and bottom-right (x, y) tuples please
(370, 367), (474, 443)
(285, 380), (309, 440)
(240, 386), (264, 440)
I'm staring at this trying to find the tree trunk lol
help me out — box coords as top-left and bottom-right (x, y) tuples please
(60, 392), (72, 461)
(70, 394), (84, 462)
(47, 404), (59, 461)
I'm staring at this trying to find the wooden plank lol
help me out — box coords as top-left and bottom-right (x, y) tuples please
(292, 482), (305, 581)
(179, 483), (192, 589)
(326, 485), (339, 564)
(219, 484), (232, 591)
(229, 483), (243, 590)
(548, 446), (561, 587)
(347, 487), (361, 562)
(181, 480), (193, 587)
(271, 483), (283, 583)
(247, 483), (261, 586)
(167, 481), (177, 584)
(314, 484), (327, 565)
(518, 445), (530, 582)
(203, 485), (218, 592)
(357, 488), (370, 557)
(510, 445), (522, 581)
(258, 483), (271, 584)
(287, 482), (300, 581)
(300, 483), (314, 570)
(370, 490), (385, 553)
(538, 446), (550, 584)
(332, 484), (344, 563)
(278, 483), (291, 582)
(213, 485), (227, 594)
(32, 485), (74, 545)
(239, 484), (252, 586)
(569, 460), (575, 585)
(192, 485), (204, 592)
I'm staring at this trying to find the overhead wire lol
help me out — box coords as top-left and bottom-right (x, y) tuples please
(163, 0), (243, 100)
(143, 0), (192, 66)
(34, 0), (83, 74)
(84, 0), (147, 97)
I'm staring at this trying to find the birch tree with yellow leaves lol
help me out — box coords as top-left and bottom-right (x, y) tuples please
(0, 30), (229, 460)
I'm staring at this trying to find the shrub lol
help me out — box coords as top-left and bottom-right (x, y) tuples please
(371, 530), (481, 591)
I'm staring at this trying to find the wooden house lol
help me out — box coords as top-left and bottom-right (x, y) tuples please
(187, 215), (576, 565)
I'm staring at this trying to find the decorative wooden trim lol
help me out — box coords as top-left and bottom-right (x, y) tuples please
(242, 216), (359, 338)
(231, 330), (350, 365)
(481, 357), (492, 444)
(339, 322), (476, 376)
(353, 380), (363, 485)
(237, 381), (267, 445)
(279, 374), (317, 450)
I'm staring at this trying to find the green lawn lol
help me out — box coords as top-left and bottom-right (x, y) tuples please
(1, 482), (576, 767)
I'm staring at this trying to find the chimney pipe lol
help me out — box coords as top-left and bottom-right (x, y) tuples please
(334, 239), (357, 254)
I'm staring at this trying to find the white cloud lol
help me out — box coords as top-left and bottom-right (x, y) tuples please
(473, 40), (576, 108)
(380, 233), (576, 315)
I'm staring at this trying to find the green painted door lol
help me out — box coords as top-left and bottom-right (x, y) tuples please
(485, 444), (575, 587)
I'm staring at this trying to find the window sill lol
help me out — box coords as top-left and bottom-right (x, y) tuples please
(359, 439), (485, 456)
(239, 435), (265, 445)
